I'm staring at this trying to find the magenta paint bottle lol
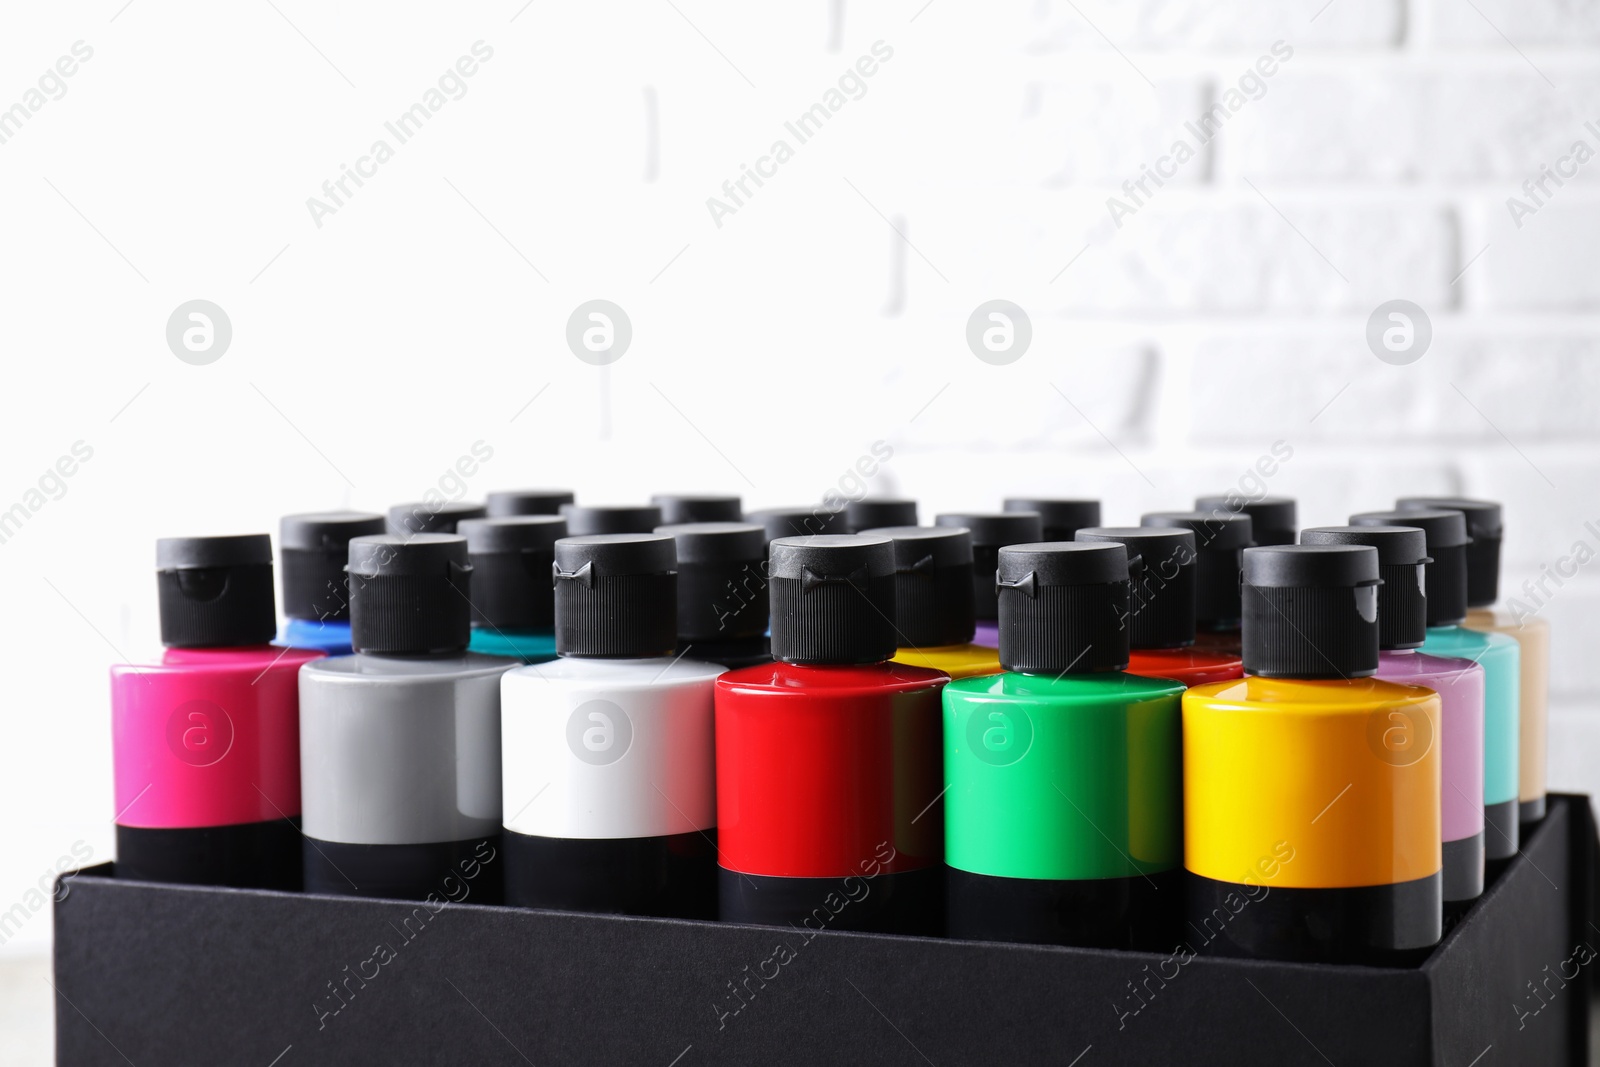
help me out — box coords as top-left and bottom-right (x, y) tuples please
(111, 535), (324, 888)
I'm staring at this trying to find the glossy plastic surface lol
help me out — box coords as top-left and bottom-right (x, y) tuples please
(1126, 647), (1243, 686)
(469, 627), (559, 665)
(1466, 607), (1548, 816)
(278, 618), (354, 656)
(892, 642), (1001, 680)
(1423, 625), (1519, 813)
(1376, 649), (1484, 846)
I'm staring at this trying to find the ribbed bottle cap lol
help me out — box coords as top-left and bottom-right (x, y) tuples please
(651, 494), (743, 524)
(1242, 545), (1380, 679)
(846, 498), (918, 532)
(458, 517), (566, 631)
(1352, 509), (1468, 626)
(347, 534), (471, 654)
(656, 522), (767, 642)
(553, 534), (677, 657)
(560, 504), (665, 536)
(935, 511), (1044, 623)
(1397, 497), (1502, 608)
(1074, 527), (1196, 649)
(1003, 498), (1103, 542)
(746, 506), (848, 545)
(279, 512), (386, 622)
(1301, 526), (1428, 650)
(1140, 511), (1254, 631)
(860, 525), (975, 647)
(485, 490), (574, 517)
(387, 501), (486, 536)
(1195, 495), (1297, 546)
(155, 534), (277, 648)
(768, 535), (897, 664)
(996, 542), (1130, 674)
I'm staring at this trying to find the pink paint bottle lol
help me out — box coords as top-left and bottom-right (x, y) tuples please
(111, 535), (324, 888)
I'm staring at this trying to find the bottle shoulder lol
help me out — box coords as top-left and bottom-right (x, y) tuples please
(1423, 625), (1518, 658)
(1183, 675), (1439, 711)
(505, 656), (725, 689)
(893, 643), (1002, 679)
(1465, 606), (1549, 636)
(717, 659), (948, 695)
(943, 670), (1185, 703)
(112, 645), (325, 678)
(1376, 649), (1484, 685)
(301, 651), (518, 682)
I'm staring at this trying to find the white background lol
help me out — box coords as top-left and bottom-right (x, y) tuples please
(4, 0), (1600, 1057)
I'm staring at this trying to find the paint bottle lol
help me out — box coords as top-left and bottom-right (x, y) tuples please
(1141, 510), (1253, 655)
(716, 535), (946, 933)
(846, 498), (918, 532)
(1303, 525), (1484, 911)
(865, 525), (1001, 680)
(1075, 527), (1243, 685)
(651, 493), (743, 524)
(746, 506), (848, 547)
(501, 534), (723, 917)
(277, 511), (386, 655)
(1194, 494), (1297, 546)
(657, 521), (770, 668)
(1354, 508), (1520, 865)
(934, 511), (1043, 649)
(560, 503), (664, 535)
(1401, 497), (1547, 827)
(943, 542), (1185, 948)
(386, 500), (486, 536)
(111, 535), (324, 888)
(299, 534), (515, 901)
(1002, 497), (1101, 542)
(486, 489), (574, 517)
(459, 516), (566, 664)
(1184, 545), (1442, 964)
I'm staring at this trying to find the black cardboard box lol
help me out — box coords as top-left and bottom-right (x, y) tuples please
(54, 795), (1595, 1066)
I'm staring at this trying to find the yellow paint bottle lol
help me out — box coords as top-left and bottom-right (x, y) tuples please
(864, 525), (1003, 681)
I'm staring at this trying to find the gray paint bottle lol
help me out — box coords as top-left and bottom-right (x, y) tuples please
(299, 533), (516, 902)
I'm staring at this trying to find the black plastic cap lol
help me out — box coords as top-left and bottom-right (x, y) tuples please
(860, 525), (975, 647)
(485, 490), (574, 517)
(996, 542), (1130, 674)
(1352, 509), (1469, 626)
(1195, 495), (1298, 546)
(458, 517), (566, 631)
(1398, 497), (1503, 608)
(1075, 527), (1196, 649)
(1003, 498), (1103, 542)
(935, 512), (1045, 622)
(560, 504), (665, 536)
(651, 494), (743, 525)
(156, 534), (277, 648)
(768, 535), (897, 665)
(553, 534), (677, 657)
(846, 498), (918, 532)
(746, 506), (848, 545)
(1301, 526), (1429, 650)
(347, 535), (472, 654)
(656, 522), (767, 642)
(1140, 511), (1254, 631)
(278, 512), (386, 622)
(1241, 545), (1380, 679)
(387, 501), (487, 536)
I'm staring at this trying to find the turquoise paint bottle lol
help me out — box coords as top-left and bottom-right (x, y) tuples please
(459, 516), (565, 664)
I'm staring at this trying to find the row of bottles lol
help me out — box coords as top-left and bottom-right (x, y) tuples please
(107, 491), (1548, 965)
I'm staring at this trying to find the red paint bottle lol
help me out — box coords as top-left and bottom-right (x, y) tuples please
(1076, 527), (1244, 685)
(715, 534), (947, 934)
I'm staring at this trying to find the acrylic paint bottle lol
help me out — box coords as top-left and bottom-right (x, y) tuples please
(1184, 545), (1442, 964)
(1401, 496), (1547, 826)
(1075, 527), (1243, 686)
(111, 535), (324, 888)
(1141, 510), (1253, 656)
(657, 521), (770, 668)
(934, 511), (1043, 649)
(716, 535), (946, 933)
(1354, 508), (1521, 864)
(560, 503), (663, 535)
(1003, 497), (1101, 542)
(1303, 524), (1485, 912)
(485, 489), (574, 517)
(846, 498), (918, 533)
(866, 525), (1002, 680)
(386, 500), (486, 536)
(943, 542), (1185, 948)
(651, 493), (743, 524)
(501, 534), (723, 917)
(459, 516), (565, 664)
(1195, 494), (1297, 546)
(299, 534), (515, 901)
(277, 511), (386, 656)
